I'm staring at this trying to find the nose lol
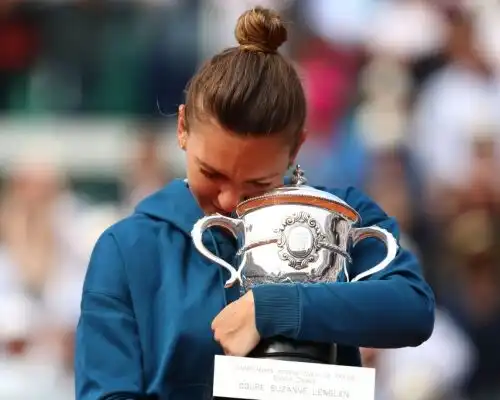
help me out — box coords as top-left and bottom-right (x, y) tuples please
(217, 187), (241, 214)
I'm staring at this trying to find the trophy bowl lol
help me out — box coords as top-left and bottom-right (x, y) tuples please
(191, 165), (398, 365)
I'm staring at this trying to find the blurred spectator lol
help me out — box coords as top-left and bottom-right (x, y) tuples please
(301, 0), (376, 47)
(410, 6), (500, 201)
(0, 159), (89, 398)
(121, 124), (172, 211)
(365, 0), (448, 62)
(407, 6), (500, 398)
(436, 134), (500, 398)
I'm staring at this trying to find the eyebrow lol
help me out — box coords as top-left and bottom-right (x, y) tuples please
(197, 158), (280, 183)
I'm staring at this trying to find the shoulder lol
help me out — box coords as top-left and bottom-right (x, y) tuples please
(315, 185), (389, 225)
(104, 210), (181, 250)
(88, 212), (179, 272)
(316, 184), (401, 240)
(84, 214), (176, 295)
(105, 213), (160, 245)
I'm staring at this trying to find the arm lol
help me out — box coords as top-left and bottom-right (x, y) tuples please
(75, 231), (144, 400)
(252, 187), (435, 349)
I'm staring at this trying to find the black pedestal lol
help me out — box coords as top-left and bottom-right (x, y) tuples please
(249, 337), (337, 364)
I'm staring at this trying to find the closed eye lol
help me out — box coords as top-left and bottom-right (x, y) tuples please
(200, 168), (222, 180)
(251, 181), (272, 189)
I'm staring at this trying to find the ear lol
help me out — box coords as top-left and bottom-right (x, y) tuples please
(177, 104), (188, 151)
(289, 130), (308, 166)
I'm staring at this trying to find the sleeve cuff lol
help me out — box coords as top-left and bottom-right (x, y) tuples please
(252, 284), (301, 339)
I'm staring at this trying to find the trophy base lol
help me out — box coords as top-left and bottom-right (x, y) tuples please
(214, 338), (337, 399)
(249, 337), (337, 364)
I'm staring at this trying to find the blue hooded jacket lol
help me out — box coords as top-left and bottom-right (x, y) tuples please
(75, 179), (435, 400)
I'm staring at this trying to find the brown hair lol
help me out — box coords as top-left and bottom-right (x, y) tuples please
(184, 6), (306, 147)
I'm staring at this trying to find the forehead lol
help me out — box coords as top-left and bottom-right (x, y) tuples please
(189, 121), (290, 179)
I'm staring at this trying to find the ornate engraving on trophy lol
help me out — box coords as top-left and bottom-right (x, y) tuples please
(275, 211), (326, 270)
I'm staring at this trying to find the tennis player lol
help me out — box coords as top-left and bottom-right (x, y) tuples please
(75, 6), (435, 400)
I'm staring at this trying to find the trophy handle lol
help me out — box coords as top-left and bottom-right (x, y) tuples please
(191, 215), (245, 288)
(349, 226), (399, 282)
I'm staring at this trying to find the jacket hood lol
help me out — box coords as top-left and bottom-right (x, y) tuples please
(134, 179), (204, 235)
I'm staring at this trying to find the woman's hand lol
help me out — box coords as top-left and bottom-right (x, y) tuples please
(211, 290), (261, 356)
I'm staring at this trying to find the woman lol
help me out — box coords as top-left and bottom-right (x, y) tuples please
(75, 7), (435, 400)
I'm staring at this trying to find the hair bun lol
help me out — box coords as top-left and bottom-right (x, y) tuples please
(235, 6), (288, 54)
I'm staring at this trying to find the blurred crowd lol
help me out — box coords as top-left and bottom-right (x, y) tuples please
(1, 0), (500, 399)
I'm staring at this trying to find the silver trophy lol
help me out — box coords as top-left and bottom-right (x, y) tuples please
(192, 165), (398, 364)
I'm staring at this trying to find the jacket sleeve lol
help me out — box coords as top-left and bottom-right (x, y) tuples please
(252, 187), (435, 349)
(75, 231), (144, 400)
